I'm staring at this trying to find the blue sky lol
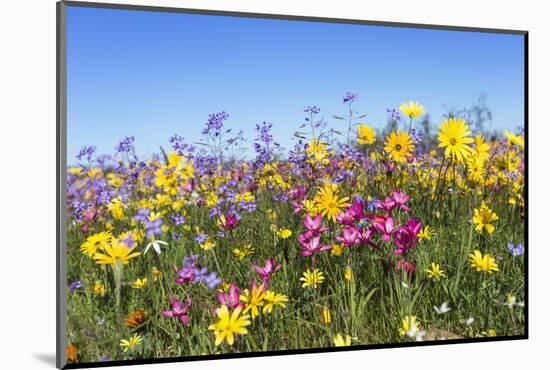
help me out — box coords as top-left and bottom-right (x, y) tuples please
(66, 6), (525, 162)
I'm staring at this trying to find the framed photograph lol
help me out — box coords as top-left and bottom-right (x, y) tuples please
(57, 1), (527, 368)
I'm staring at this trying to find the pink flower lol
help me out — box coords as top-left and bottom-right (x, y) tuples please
(299, 236), (332, 257)
(255, 258), (281, 285)
(336, 210), (355, 225)
(217, 283), (243, 309)
(396, 259), (417, 278)
(219, 213), (239, 231)
(162, 297), (192, 325)
(348, 198), (368, 221)
(302, 213), (330, 238)
(335, 226), (360, 248)
(371, 215), (397, 242)
(291, 200), (304, 214)
(390, 191), (411, 212)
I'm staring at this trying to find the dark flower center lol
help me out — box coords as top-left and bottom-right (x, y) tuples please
(395, 144), (402, 151)
(450, 138), (457, 145)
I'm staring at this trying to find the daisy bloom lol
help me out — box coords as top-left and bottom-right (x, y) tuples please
(333, 333), (352, 347)
(469, 250), (499, 273)
(262, 291), (288, 314)
(473, 202), (499, 234)
(208, 305), (251, 346)
(276, 228), (293, 239)
(93, 238), (141, 266)
(133, 278), (148, 289)
(232, 244), (255, 260)
(314, 185), (350, 223)
(437, 117), (474, 163)
(80, 231), (112, 257)
(300, 269), (325, 289)
(320, 306), (331, 325)
(504, 130), (524, 149)
(357, 124), (376, 145)
(94, 282), (106, 297)
(120, 334), (142, 352)
(424, 263), (446, 280)
(384, 131), (414, 162)
(240, 283), (266, 319)
(399, 101), (425, 118)
(418, 225), (435, 241)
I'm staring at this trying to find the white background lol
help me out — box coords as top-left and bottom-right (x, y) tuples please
(0, 0), (547, 368)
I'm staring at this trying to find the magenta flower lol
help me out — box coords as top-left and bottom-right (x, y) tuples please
(371, 215), (397, 242)
(219, 213), (239, 231)
(394, 218), (422, 255)
(299, 236), (333, 257)
(348, 198), (368, 221)
(217, 283), (243, 309)
(335, 226), (360, 248)
(373, 196), (396, 212)
(255, 258), (281, 285)
(162, 297), (192, 325)
(302, 213), (330, 238)
(291, 200), (303, 214)
(336, 210), (355, 225)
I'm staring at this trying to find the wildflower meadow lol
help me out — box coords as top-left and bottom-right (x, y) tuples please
(65, 96), (525, 364)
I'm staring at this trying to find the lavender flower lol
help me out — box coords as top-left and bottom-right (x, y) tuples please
(145, 218), (163, 238)
(507, 243), (524, 257)
(342, 92), (358, 103)
(69, 279), (83, 293)
(387, 108), (401, 122)
(76, 145), (96, 162)
(115, 136), (135, 154)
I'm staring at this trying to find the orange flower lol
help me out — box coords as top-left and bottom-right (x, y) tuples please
(126, 310), (148, 328)
(66, 345), (78, 363)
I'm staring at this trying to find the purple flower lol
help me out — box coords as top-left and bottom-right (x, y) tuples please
(194, 232), (208, 244)
(115, 136), (135, 154)
(342, 92), (358, 103)
(69, 279), (83, 293)
(254, 258), (281, 285)
(76, 145), (96, 162)
(299, 236), (333, 257)
(162, 297), (192, 325)
(387, 108), (401, 122)
(507, 243), (524, 257)
(145, 218), (163, 238)
(134, 208), (150, 222)
(172, 214), (186, 226)
(335, 226), (360, 248)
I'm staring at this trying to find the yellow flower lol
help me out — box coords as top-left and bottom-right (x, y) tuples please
(320, 306), (331, 325)
(232, 244), (255, 260)
(300, 269), (325, 289)
(93, 238), (141, 266)
(240, 284), (266, 319)
(201, 239), (216, 251)
(303, 199), (319, 216)
(314, 184), (350, 223)
(473, 202), (498, 234)
(418, 226), (435, 241)
(333, 333), (352, 347)
(504, 130), (524, 149)
(108, 197), (125, 220)
(399, 101), (425, 118)
(208, 305), (251, 346)
(151, 266), (163, 281)
(424, 263), (446, 280)
(276, 228), (293, 239)
(80, 231), (112, 257)
(344, 266), (353, 281)
(262, 291), (288, 314)
(357, 124), (376, 145)
(332, 243), (344, 256)
(384, 131), (414, 162)
(306, 139), (331, 164)
(120, 334), (142, 352)
(399, 315), (420, 336)
(437, 117), (474, 163)
(469, 250), (499, 273)
(133, 277), (148, 289)
(94, 282), (106, 297)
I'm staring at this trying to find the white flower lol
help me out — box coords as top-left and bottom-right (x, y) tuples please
(464, 317), (474, 327)
(406, 322), (426, 341)
(434, 301), (451, 314)
(144, 240), (168, 255)
(503, 294), (524, 309)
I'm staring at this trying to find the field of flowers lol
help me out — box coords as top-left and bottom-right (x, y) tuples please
(65, 95), (525, 364)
